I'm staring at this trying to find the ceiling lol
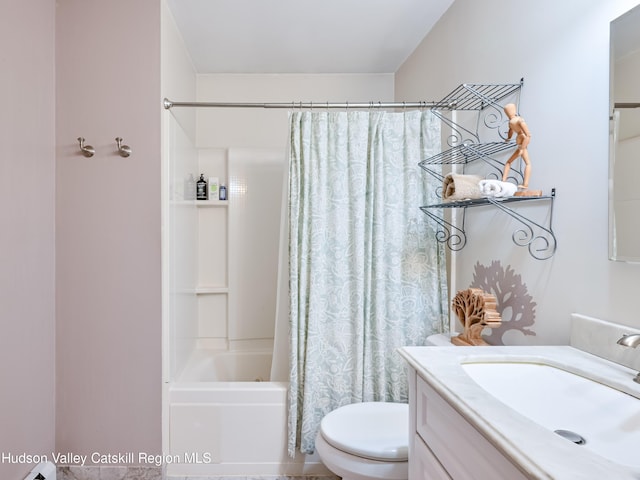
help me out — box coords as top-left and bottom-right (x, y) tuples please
(166, 0), (455, 74)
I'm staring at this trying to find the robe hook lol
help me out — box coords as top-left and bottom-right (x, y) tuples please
(77, 137), (95, 157)
(115, 137), (132, 157)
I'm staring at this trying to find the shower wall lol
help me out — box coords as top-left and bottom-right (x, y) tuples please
(165, 123), (284, 382)
(165, 114), (199, 380)
(194, 147), (285, 351)
(165, 74), (397, 376)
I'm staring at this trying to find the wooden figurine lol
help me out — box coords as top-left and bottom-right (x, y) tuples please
(451, 288), (502, 346)
(502, 104), (533, 189)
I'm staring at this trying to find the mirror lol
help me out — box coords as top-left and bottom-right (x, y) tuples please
(610, 5), (640, 261)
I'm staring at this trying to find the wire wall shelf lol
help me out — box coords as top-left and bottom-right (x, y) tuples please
(432, 80), (524, 111)
(420, 190), (557, 261)
(419, 78), (558, 260)
(419, 142), (524, 185)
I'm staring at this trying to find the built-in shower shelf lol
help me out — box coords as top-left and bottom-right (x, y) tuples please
(197, 200), (228, 207)
(195, 286), (229, 294)
(171, 200), (228, 207)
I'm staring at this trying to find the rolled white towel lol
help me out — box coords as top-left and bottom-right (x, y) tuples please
(478, 179), (517, 198)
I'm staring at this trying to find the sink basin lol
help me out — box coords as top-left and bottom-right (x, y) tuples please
(462, 361), (640, 469)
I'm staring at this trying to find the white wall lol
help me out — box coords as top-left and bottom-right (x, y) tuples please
(196, 74), (395, 149)
(0, 1), (56, 478)
(396, 0), (640, 343)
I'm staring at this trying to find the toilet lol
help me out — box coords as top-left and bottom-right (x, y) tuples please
(315, 401), (409, 480)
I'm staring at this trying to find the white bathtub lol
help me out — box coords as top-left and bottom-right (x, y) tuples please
(166, 348), (331, 478)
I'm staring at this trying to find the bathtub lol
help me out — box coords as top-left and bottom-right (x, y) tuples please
(166, 348), (331, 478)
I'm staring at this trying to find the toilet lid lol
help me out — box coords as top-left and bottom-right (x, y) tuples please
(319, 402), (408, 461)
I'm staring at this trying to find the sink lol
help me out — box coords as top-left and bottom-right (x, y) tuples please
(461, 361), (640, 469)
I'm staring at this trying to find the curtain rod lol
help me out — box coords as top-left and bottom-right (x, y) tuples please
(163, 98), (448, 110)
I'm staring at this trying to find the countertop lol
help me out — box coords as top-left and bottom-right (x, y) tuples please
(399, 345), (640, 480)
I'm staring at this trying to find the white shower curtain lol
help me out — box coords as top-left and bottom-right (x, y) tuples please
(285, 110), (448, 456)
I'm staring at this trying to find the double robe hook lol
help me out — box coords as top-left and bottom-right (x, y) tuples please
(77, 137), (132, 157)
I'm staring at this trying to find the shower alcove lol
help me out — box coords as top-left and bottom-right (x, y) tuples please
(162, 107), (333, 477)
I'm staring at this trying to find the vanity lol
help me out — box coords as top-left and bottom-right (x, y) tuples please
(399, 338), (640, 479)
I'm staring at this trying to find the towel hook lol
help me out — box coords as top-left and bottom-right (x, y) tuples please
(115, 137), (132, 157)
(77, 137), (95, 157)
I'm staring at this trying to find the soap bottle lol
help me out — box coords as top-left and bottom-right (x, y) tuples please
(196, 174), (208, 200)
(219, 183), (227, 201)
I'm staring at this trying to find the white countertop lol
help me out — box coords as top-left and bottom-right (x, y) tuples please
(399, 345), (640, 480)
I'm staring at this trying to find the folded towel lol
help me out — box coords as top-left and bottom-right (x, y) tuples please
(442, 173), (484, 201)
(478, 179), (518, 198)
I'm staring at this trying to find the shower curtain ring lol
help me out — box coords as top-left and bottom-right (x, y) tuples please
(77, 137), (95, 157)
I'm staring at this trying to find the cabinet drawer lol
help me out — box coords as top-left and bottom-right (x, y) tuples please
(411, 433), (451, 480)
(416, 376), (528, 480)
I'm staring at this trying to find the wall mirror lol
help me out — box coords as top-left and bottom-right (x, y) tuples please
(610, 4), (640, 261)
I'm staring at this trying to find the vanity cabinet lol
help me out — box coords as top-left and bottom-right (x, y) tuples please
(407, 368), (528, 480)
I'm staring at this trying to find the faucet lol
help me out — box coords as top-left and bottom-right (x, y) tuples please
(617, 334), (640, 348)
(616, 334), (640, 383)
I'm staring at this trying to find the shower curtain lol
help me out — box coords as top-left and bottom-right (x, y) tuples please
(286, 109), (448, 456)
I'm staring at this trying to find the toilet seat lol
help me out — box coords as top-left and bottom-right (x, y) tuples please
(320, 402), (408, 461)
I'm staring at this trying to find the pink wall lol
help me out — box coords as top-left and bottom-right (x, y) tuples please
(0, 1), (56, 478)
(55, 0), (162, 460)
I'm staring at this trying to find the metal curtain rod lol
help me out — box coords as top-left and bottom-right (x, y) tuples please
(163, 98), (445, 110)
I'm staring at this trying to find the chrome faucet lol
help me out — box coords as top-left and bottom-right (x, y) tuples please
(617, 334), (640, 348)
(617, 334), (640, 383)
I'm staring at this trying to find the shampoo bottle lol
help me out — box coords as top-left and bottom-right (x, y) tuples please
(196, 174), (207, 200)
(219, 183), (227, 200)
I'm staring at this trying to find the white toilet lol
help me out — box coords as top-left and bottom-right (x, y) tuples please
(315, 401), (409, 480)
